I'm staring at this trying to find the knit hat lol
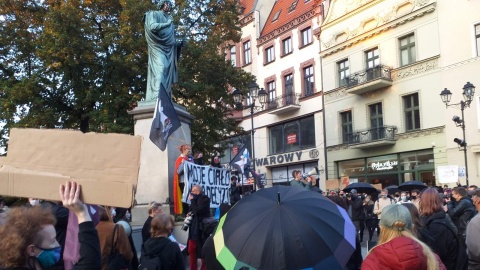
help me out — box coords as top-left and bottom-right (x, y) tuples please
(380, 204), (412, 231)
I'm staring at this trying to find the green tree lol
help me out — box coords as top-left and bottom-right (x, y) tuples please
(0, 0), (251, 157)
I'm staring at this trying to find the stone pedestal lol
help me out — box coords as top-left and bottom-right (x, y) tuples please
(128, 101), (194, 216)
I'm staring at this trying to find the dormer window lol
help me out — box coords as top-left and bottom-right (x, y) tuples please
(272, 10), (281, 22)
(289, 0), (298, 12)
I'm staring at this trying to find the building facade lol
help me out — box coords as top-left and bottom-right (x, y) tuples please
(320, 0), (479, 188)
(223, 0), (327, 189)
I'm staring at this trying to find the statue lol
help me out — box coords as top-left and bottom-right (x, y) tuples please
(143, 0), (183, 101)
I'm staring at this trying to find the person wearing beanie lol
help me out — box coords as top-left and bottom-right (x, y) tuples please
(362, 204), (446, 270)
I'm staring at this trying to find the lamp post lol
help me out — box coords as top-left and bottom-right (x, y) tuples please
(440, 82), (476, 186)
(232, 81), (267, 191)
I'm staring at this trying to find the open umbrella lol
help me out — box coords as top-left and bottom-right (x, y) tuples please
(343, 182), (377, 194)
(213, 186), (356, 270)
(385, 185), (401, 195)
(398, 180), (427, 192)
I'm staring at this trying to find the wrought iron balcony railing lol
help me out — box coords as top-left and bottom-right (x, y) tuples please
(266, 93), (300, 110)
(346, 65), (392, 88)
(344, 125), (397, 145)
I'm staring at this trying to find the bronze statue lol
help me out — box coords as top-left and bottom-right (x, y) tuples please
(144, 0), (183, 101)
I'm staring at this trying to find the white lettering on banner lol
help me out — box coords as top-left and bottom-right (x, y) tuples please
(181, 162), (231, 208)
(370, 160), (398, 171)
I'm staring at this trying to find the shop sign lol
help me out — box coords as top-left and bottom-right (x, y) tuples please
(255, 151), (303, 167)
(370, 160), (398, 171)
(287, 133), (297, 144)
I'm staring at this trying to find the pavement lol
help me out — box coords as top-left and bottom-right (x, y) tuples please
(131, 225), (376, 269)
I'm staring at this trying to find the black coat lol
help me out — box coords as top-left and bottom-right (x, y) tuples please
(422, 211), (458, 270)
(141, 237), (185, 270)
(447, 197), (475, 236)
(188, 194), (211, 258)
(349, 196), (364, 221)
(142, 216), (153, 243)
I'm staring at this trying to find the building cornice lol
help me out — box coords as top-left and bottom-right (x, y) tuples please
(320, 0), (436, 57)
(391, 55), (439, 80)
(257, 10), (316, 47)
(239, 12), (255, 27)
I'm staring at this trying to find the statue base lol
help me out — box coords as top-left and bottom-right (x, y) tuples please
(128, 100), (194, 218)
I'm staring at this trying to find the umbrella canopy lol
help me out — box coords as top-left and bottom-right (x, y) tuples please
(398, 180), (427, 192)
(213, 186), (356, 270)
(343, 182), (377, 194)
(385, 185), (401, 195)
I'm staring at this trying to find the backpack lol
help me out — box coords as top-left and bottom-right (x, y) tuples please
(138, 255), (162, 270)
(201, 217), (219, 242)
(107, 224), (129, 270)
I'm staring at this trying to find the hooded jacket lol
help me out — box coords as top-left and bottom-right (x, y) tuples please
(141, 237), (185, 270)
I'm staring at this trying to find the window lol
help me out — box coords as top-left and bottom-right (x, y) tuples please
(369, 103), (383, 140)
(340, 111), (353, 143)
(403, 93), (420, 131)
(269, 116), (315, 155)
(243, 40), (251, 65)
(289, 0), (298, 12)
(303, 66), (314, 96)
(230, 46), (236, 67)
(399, 34), (415, 66)
(366, 48), (380, 80)
(267, 81), (277, 109)
(284, 74), (294, 105)
(337, 59), (349, 87)
(282, 37), (292, 55)
(301, 27), (312, 47)
(272, 10), (281, 22)
(366, 48), (379, 69)
(475, 24), (480, 56)
(265, 46), (275, 64)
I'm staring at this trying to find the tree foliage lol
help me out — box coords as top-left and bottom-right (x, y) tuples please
(0, 0), (251, 156)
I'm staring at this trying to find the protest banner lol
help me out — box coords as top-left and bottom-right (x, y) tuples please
(181, 162), (231, 208)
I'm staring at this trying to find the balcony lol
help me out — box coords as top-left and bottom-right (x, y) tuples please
(267, 93), (301, 115)
(345, 125), (397, 149)
(346, 65), (393, 95)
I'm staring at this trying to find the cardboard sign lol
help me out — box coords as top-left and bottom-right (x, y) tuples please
(326, 179), (340, 191)
(437, 165), (459, 183)
(0, 128), (142, 207)
(181, 162), (231, 208)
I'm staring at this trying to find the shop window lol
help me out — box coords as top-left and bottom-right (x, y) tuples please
(269, 116), (315, 155)
(403, 93), (420, 131)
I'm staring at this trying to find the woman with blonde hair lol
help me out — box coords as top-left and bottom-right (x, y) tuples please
(362, 204), (445, 270)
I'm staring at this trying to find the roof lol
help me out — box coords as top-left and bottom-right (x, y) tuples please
(261, 0), (316, 37)
(239, 0), (256, 15)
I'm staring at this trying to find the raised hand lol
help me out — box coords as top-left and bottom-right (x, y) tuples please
(59, 181), (91, 223)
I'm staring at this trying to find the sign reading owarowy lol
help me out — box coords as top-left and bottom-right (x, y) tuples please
(181, 162), (231, 208)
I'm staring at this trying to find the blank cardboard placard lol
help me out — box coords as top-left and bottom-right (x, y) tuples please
(0, 128), (142, 207)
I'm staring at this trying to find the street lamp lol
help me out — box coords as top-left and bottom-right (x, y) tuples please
(440, 82), (476, 186)
(232, 81), (267, 190)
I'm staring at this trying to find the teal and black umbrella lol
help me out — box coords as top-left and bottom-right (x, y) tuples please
(213, 186), (356, 270)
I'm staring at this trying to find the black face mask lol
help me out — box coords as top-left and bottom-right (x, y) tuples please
(411, 196), (416, 200)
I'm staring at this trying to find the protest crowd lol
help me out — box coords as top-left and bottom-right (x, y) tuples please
(1, 142), (480, 270)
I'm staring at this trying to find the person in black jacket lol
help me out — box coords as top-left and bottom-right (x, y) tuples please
(0, 181), (102, 270)
(230, 176), (242, 205)
(140, 213), (184, 270)
(446, 187), (475, 239)
(348, 189), (365, 242)
(420, 188), (459, 270)
(186, 185), (210, 270)
(142, 201), (163, 243)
